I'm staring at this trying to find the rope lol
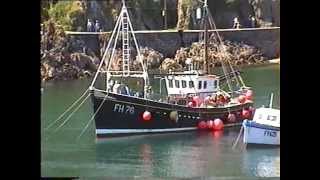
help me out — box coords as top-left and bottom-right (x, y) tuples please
(90, 13), (122, 88)
(44, 88), (89, 131)
(232, 126), (244, 149)
(77, 90), (109, 140)
(53, 94), (90, 132)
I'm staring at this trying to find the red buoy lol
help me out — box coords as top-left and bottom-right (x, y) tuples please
(207, 120), (214, 129)
(142, 111), (152, 121)
(238, 95), (246, 104)
(213, 118), (224, 131)
(242, 109), (250, 119)
(187, 101), (193, 107)
(204, 96), (210, 104)
(227, 113), (236, 123)
(198, 121), (207, 130)
(193, 96), (201, 106)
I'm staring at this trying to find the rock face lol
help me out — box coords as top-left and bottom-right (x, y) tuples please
(160, 38), (267, 72)
(41, 51), (98, 81)
(41, 21), (99, 82)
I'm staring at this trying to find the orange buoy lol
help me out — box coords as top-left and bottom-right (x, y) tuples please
(142, 111), (152, 121)
(213, 118), (224, 131)
(198, 121), (207, 130)
(227, 113), (236, 123)
(238, 95), (246, 104)
(207, 120), (214, 129)
(245, 90), (253, 100)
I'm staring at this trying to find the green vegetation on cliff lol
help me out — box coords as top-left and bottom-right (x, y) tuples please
(43, 0), (85, 31)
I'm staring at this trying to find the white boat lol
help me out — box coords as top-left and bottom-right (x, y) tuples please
(242, 93), (280, 145)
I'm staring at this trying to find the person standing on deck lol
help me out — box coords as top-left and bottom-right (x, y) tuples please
(113, 81), (121, 94)
(108, 80), (115, 92)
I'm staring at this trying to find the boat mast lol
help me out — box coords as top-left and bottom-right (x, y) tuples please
(91, 0), (149, 98)
(203, 0), (209, 74)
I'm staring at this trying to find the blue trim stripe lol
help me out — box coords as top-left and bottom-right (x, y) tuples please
(243, 120), (280, 131)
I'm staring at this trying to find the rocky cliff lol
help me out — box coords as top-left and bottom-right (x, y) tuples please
(40, 0), (280, 82)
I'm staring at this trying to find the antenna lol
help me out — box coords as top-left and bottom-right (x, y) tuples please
(269, 93), (274, 108)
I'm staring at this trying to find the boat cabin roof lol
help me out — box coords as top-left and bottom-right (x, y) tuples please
(253, 107), (280, 127)
(164, 72), (220, 96)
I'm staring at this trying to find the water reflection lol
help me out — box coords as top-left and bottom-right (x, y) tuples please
(242, 147), (280, 177)
(94, 130), (247, 178)
(139, 144), (154, 177)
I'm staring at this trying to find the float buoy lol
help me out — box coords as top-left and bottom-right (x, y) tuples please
(143, 111), (151, 121)
(213, 118), (224, 131)
(170, 111), (179, 122)
(193, 96), (201, 106)
(207, 120), (214, 129)
(242, 109), (250, 119)
(238, 95), (246, 104)
(204, 96), (210, 105)
(227, 113), (236, 123)
(187, 101), (194, 107)
(198, 121), (207, 129)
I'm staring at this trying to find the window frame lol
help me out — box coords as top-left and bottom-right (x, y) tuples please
(189, 81), (194, 88)
(198, 81), (202, 89)
(168, 79), (173, 88)
(182, 80), (187, 88)
(175, 80), (180, 88)
(203, 81), (207, 89)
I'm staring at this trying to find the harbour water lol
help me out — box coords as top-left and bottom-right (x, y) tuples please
(41, 64), (280, 178)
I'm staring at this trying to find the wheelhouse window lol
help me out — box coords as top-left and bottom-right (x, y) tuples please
(169, 80), (173, 88)
(182, 80), (187, 88)
(198, 81), (202, 89)
(214, 80), (217, 88)
(203, 81), (207, 89)
(189, 81), (194, 88)
(175, 80), (180, 88)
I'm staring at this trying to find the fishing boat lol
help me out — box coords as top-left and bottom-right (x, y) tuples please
(242, 93), (280, 145)
(89, 0), (255, 138)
